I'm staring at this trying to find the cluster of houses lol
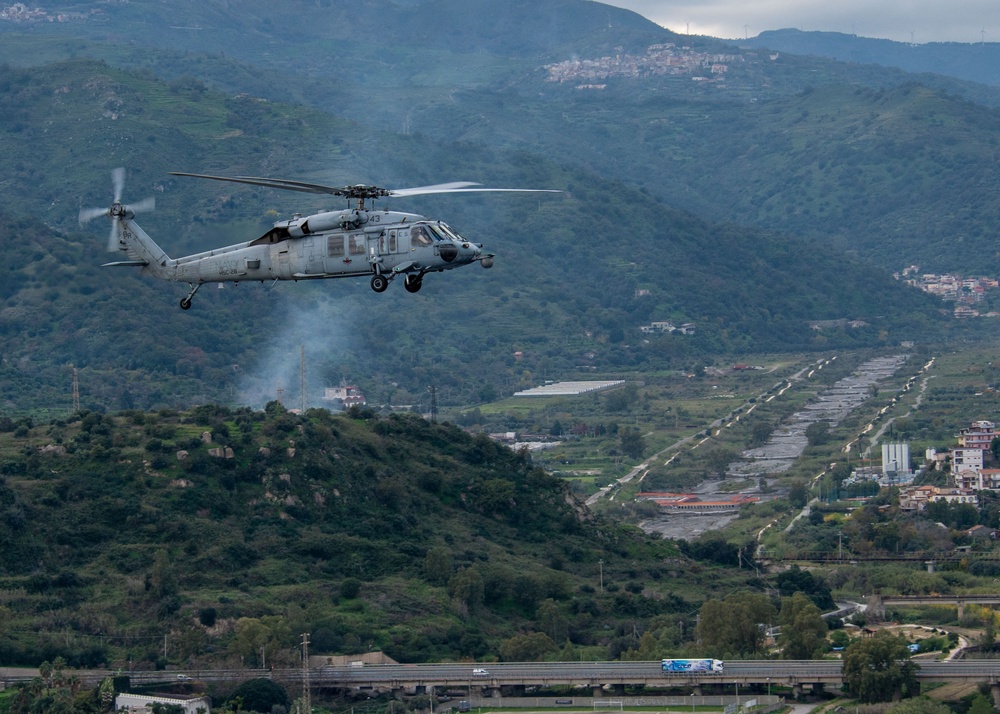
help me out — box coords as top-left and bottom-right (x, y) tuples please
(896, 266), (1000, 319)
(897, 421), (998, 510)
(544, 42), (740, 86)
(0, 3), (88, 22)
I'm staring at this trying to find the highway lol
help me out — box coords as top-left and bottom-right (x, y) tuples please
(5, 659), (998, 690)
(116, 659), (1000, 688)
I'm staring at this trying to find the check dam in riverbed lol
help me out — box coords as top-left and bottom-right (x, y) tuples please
(729, 354), (909, 478)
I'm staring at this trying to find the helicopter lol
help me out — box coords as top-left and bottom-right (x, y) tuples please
(79, 168), (559, 310)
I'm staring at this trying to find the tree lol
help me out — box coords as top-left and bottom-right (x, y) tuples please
(340, 578), (362, 599)
(829, 630), (851, 649)
(448, 567), (484, 616)
(980, 610), (997, 650)
(695, 592), (776, 657)
(499, 631), (557, 661)
(226, 678), (290, 713)
(705, 447), (737, 479)
(536, 598), (569, 643)
(842, 631), (919, 702)
(778, 592), (827, 659)
(619, 427), (645, 459)
(748, 421), (773, 448)
(805, 420), (831, 446)
(423, 546), (453, 586)
(229, 616), (292, 667)
(787, 481), (810, 509)
(775, 565), (835, 610)
(965, 694), (997, 714)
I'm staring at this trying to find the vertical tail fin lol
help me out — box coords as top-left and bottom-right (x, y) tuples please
(81, 168), (171, 272)
(116, 214), (172, 269)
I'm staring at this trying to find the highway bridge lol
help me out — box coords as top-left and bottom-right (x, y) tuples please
(868, 594), (1000, 620)
(7, 660), (998, 701)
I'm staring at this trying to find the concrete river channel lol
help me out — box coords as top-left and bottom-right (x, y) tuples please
(640, 354), (910, 539)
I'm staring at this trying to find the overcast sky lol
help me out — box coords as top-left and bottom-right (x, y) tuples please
(602, 0), (1000, 44)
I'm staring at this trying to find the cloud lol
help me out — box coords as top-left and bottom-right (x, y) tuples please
(605, 0), (1000, 43)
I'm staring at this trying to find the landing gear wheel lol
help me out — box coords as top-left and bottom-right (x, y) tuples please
(180, 283), (201, 310)
(370, 274), (389, 293)
(404, 276), (423, 293)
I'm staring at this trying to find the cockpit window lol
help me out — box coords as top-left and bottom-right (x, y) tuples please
(426, 225), (450, 242)
(436, 223), (464, 241)
(411, 225), (434, 246)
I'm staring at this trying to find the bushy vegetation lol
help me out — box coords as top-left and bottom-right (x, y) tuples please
(0, 404), (708, 668)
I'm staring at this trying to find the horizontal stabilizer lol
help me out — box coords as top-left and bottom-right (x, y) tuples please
(102, 260), (148, 267)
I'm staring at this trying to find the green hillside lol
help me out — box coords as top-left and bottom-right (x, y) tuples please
(0, 59), (948, 415)
(4, 1), (1000, 275)
(0, 404), (701, 667)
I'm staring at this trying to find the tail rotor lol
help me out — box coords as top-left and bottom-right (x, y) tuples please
(79, 167), (155, 252)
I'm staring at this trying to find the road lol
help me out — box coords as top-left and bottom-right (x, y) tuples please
(6, 659), (997, 689)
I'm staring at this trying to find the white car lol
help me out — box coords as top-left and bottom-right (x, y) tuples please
(472, 668), (489, 676)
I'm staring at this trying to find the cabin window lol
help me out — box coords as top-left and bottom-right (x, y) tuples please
(389, 230), (397, 252)
(328, 236), (345, 256)
(411, 225), (434, 246)
(349, 233), (365, 255)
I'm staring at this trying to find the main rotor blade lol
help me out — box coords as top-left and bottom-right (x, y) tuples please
(169, 172), (352, 196)
(388, 182), (482, 196)
(171, 172), (561, 200)
(391, 186), (562, 196)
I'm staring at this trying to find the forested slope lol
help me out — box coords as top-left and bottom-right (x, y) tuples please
(0, 405), (697, 667)
(0, 60), (948, 414)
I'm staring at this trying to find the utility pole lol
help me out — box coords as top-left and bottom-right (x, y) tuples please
(429, 385), (438, 423)
(301, 632), (311, 713)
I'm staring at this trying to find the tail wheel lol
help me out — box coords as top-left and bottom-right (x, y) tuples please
(404, 275), (423, 293)
(370, 275), (389, 292)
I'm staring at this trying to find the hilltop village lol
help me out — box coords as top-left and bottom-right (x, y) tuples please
(545, 42), (749, 87)
(0, 3), (90, 22)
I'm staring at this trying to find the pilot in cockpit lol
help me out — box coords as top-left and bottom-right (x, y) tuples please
(411, 225), (435, 246)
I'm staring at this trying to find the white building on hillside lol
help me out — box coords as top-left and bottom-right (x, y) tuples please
(881, 442), (911, 480)
(116, 692), (211, 713)
(952, 447), (984, 472)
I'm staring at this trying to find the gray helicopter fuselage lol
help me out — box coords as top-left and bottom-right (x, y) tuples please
(150, 209), (485, 285)
(88, 169), (553, 309)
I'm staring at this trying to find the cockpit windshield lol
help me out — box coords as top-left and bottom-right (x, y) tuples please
(413, 222), (464, 245)
(424, 224), (448, 242)
(434, 222), (465, 242)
